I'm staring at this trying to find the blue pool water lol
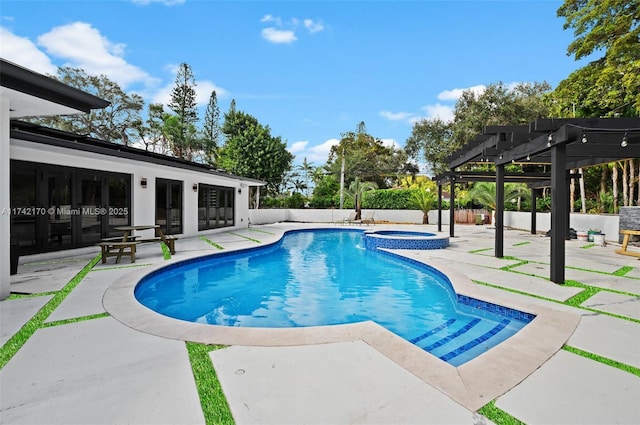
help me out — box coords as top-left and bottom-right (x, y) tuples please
(135, 229), (533, 366)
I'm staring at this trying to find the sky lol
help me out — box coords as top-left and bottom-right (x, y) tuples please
(0, 0), (592, 169)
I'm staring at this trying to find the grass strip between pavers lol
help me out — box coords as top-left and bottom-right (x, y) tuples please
(228, 232), (261, 243)
(580, 243), (597, 249)
(200, 236), (225, 250)
(161, 242), (171, 260)
(8, 291), (57, 300)
(42, 312), (110, 328)
(613, 266), (634, 277)
(512, 241), (530, 247)
(0, 254), (101, 370)
(186, 342), (234, 425)
(563, 345), (640, 377)
(477, 400), (525, 425)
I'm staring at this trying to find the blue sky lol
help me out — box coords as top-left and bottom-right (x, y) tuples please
(1, 0), (590, 169)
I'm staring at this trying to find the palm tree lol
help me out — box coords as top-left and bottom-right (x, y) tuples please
(345, 177), (378, 219)
(468, 182), (530, 223)
(410, 188), (437, 224)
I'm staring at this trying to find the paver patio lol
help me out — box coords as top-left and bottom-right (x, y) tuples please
(1, 223), (639, 424)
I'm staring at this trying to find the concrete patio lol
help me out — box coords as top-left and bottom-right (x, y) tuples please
(1, 223), (639, 424)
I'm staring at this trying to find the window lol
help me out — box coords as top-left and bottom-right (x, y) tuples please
(198, 184), (235, 230)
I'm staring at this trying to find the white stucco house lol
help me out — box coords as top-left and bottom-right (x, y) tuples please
(0, 59), (263, 300)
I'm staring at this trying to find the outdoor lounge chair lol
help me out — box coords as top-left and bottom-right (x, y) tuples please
(341, 212), (358, 225)
(362, 212), (375, 226)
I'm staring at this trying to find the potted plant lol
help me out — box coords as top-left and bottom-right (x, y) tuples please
(587, 228), (602, 242)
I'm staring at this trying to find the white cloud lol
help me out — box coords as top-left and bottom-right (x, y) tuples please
(289, 138), (339, 164)
(261, 27), (297, 44)
(411, 103), (455, 123)
(437, 84), (486, 101)
(260, 14), (282, 25)
(380, 138), (401, 150)
(152, 78), (229, 107)
(0, 27), (57, 75)
(289, 141), (309, 154)
(379, 110), (415, 122)
(36, 22), (158, 89)
(303, 19), (325, 33)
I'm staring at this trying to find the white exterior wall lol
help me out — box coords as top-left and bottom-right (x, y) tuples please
(1, 96), (10, 299)
(504, 211), (619, 241)
(249, 209), (435, 225)
(10, 139), (253, 239)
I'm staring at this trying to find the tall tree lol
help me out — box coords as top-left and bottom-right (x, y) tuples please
(405, 118), (455, 177)
(326, 121), (415, 189)
(35, 67), (144, 145)
(555, 0), (640, 115)
(168, 63), (199, 159)
(345, 177), (378, 220)
(202, 90), (221, 165)
(219, 108), (293, 194)
(133, 103), (171, 154)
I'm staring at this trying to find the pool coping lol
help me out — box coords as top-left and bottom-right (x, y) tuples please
(103, 227), (581, 412)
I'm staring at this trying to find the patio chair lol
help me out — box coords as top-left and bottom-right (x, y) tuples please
(362, 212), (375, 226)
(341, 212), (358, 225)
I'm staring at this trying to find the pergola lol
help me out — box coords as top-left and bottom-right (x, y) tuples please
(435, 118), (640, 284)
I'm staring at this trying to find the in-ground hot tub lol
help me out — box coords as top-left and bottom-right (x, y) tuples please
(363, 230), (449, 250)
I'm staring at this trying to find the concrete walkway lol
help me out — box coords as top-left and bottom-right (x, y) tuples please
(1, 223), (639, 424)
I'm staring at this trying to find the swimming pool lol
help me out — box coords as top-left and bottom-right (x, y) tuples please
(135, 229), (533, 366)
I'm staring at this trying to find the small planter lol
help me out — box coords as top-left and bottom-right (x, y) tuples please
(588, 230), (601, 242)
(592, 234), (606, 247)
(576, 231), (588, 241)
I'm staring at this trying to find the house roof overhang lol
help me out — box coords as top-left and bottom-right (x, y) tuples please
(0, 59), (110, 118)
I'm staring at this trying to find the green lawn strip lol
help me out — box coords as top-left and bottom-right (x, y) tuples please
(200, 236), (225, 250)
(161, 242), (171, 260)
(186, 342), (234, 425)
(8, 291), (57, 300)
(228, 232), (261, 243)
(469, 247), (492, 254)
(0, 254), (101, 370)
(477, 400), (525, 425)
(580, 243), (597, 249)
(91, 263), (153, 271)
(248, 227), (275, 235)
(472, 279), (640, 323)
(42, 312), (110, 328)
(563, 345), (640, 377)
(613, 266), (634, 277)
(512, 241), (530, 247)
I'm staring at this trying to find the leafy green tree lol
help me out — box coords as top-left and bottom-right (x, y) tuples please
(133, 103), (171, 154)
(554, 0), (639, 115)
(410, 188), (437, 224)
(168, 63), (199, 159)
(309, 174), (339, 208)
(405, 118), (455, 177)
(202, 90), (221, 165)
(35, 67), (144, 145)
(219, 108), (293, 195)
(326, 121), (415, 189)
(345, 177), (378, 219)
(452, 82), (551, 145)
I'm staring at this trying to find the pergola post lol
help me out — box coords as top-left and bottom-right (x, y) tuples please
(449, 176), (455, 238)
(495, 164), (505, 258)
(437, 184), (443, 232)
(530, 188), (537, 235)
(550, 142), (567, 284)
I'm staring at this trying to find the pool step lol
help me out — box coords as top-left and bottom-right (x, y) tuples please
(411, 318), (512, 366)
